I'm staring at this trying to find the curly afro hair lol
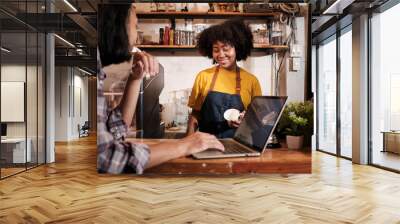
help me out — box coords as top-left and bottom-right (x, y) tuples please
(196, 19), (253, 61)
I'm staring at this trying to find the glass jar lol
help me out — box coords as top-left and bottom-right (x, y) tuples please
(271, 21), (282, 45)
(150, 3), (157, 12)
(168, 3), (176, 12)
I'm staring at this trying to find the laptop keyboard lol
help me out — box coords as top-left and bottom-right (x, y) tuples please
(219, 140), (254, 154)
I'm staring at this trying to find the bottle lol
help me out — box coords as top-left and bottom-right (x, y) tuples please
(180, 31), (185, 46)
(169, 29), (174, 45)
(163, 26), (170, 45)
(159, 28), (164, 45)
(185, 31), (189, 45)
(172, 91), (178, 125)
(191, 31), (195, 45)
(276, 22), (283, 45)
(267, 22), (273, 45)
(174, 30), (178, 45)
(176, 30), (180, 45)
(271, 21), (282, 45)
(271, 22), (276, 45)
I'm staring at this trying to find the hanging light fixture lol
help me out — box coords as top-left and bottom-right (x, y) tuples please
(54, 34), (75, 48)
(1, 47), (11, 53)
(63, 0), (78, 12)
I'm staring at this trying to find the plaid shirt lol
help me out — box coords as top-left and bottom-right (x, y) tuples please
(97, 53), (150, 174)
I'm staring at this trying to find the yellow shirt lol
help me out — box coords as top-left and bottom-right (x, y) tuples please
(188, 66), (262, 111)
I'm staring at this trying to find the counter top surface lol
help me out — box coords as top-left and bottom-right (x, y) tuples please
(128, 138), (312, 175)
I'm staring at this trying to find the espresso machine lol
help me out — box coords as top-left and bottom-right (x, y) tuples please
(136, 65), (165, 138)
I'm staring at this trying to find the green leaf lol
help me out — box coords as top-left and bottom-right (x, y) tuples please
(277, 100), (314, 137)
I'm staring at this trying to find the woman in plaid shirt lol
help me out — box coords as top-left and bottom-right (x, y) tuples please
(97, 4), (224, 174)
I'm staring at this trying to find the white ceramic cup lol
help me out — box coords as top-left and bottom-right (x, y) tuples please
(223, 109), (240, 122)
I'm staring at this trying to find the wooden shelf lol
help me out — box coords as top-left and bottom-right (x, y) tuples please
(136, 11), (287, 54)
(137, 44), (288, 51)
(254, 44), (289, 50)
(137, 11), (279, 19)
(137, 45), (195, 49)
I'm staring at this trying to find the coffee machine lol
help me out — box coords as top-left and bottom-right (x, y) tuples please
(136, 65), (165, 138)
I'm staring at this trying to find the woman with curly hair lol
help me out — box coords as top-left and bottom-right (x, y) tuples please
(187, 19), (262, 138)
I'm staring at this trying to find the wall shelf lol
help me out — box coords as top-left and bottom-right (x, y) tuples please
(137, 44), (288, 52)
(137, 11), (279, 19)
(137, 45), (195, 49)
(254, 44), (289, 50)
(136, 11), (288, 54)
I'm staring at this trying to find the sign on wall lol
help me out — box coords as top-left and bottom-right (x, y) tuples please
(1, 81), (25, 122)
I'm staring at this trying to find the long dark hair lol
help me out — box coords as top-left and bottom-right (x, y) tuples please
(98, 4), (132, 67)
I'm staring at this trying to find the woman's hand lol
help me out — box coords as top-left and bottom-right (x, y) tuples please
(118, 51), (159, 126)
(130, 51), (159, 80)
(144, 131), (224, 169)
(179, 132), (224, 156)
(228, 111), (246, 128)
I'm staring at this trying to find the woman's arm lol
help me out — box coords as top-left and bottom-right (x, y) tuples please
(119, 76), (141, 126)
(145, 132), (224, 168)
(119, 51), (159, 126)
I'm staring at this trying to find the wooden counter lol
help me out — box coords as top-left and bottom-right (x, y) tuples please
(128, 139), (312, 175)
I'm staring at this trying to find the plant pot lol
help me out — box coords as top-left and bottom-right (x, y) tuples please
(286, 135), (304, 150)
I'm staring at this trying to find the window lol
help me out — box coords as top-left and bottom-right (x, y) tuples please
(317, 36), (337, 154)
(339, 27), (352, 158)
(0, 1), (47, 179)
(370, 3), (400, 171)
(316, 25), (353, 159)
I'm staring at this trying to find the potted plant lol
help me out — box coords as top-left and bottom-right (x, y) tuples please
(277, 101), (313, 149)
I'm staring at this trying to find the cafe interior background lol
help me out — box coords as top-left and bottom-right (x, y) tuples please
(102, 2), (311, 141)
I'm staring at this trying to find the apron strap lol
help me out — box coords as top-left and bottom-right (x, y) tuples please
(235, 66), (241, 95)
(208, 66), (241, 95)
(208, 66), (220, 93)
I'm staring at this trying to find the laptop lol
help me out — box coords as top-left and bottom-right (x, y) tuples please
(192, 96), (288, 159)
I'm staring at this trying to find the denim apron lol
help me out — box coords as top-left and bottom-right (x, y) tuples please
(198, 66), (244, 138)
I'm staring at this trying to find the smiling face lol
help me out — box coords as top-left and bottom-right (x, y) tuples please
(212, 41), (237, 70)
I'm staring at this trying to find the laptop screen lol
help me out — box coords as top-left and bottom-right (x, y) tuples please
(233, 96), (287, 151)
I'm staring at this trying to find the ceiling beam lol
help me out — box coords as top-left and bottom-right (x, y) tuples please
(55, 55), (96, 70)
(66, 13), (97, 47)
